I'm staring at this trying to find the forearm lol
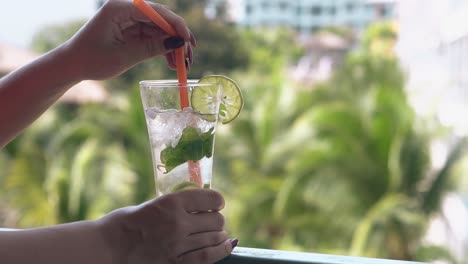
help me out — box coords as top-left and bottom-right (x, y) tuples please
(0, 221), (112, 264)
(0, 42), (82, 148)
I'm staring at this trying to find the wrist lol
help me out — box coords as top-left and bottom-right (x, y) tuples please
(87, 220), (115, 264)
(95, 217), (122, 264)
(96, 207), (142, 264)
(53, 40), (87, 83)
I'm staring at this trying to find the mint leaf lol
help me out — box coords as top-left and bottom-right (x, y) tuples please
(161, 127), (215, 173)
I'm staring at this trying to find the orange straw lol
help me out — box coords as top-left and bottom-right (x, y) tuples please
(133, 0), (189, 108)
(134, 0), (201, 187)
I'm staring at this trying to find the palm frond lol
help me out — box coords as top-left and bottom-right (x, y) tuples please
(422, 138), (468, 214)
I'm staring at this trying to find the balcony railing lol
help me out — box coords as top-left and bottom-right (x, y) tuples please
(217, 247), (424, 264)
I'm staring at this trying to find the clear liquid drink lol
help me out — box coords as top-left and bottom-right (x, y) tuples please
(140, 80), (220, 196)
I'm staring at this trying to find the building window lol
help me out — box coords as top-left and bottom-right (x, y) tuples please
(381, 6), (390, 17)
(346, 2), (355, 13)
(278, 20), (289, 27)
(311, 6), (322, 16)
(246, 4), (253, 15)
(296, 6), (302, 16)
(97, 0), (106, 8)
(262, 1), (270, 9)
(279, 1), (288, 11)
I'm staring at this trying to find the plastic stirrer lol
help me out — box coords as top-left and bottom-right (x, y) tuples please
(133, 0), (189, 108)
(134, 0), (202, 187)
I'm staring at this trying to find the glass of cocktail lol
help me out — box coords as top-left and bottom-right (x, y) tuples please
(139, 80), (221, 196)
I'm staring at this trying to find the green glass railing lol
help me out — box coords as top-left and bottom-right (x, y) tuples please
(217, 247), (425, 264)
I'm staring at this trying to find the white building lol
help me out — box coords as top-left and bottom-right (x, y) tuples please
(397, 1), (468, 262)
(396, 0), (468, 135)
(206, 0), (396, 34)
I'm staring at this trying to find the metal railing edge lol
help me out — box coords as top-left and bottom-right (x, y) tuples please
(217, 247), (427, 264)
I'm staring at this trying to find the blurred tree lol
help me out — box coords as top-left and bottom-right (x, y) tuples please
(215, 23), (464, 262)
(2, 3), (463, 262)
(112, 13), (250, 88)
(0, 88), (154, 226)
(150, 0), (207, 13)
(113, 0), (250, 88)
(31, 21), (86, 53)
(362, 21), (398, 58)
(12, 0), (248, 226)
(31, 1), (249, 89)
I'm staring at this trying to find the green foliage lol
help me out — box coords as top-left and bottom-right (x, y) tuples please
(31, 20), (86, 53)
(361, 22), (398, 57)
(0, 151), (9, 183)
(213, 24), (463, 262)
(30, 2), (250, 89)
(421, 140), (468, 214)
(415, 245), (459, 264)
(1, 7), (464, 263)
(152, 0), (207, 13)
(363, 22), (398, 47)
(109, 0), (249, 88)
(185, 11), (250, 77)
(161, 127), (214, 173)
(0, 87), (155, 226)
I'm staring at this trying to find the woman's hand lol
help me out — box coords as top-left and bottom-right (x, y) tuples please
(65, 0), (196, 80)
(0, 0), (196, 150)
(97, 189), (235, 264)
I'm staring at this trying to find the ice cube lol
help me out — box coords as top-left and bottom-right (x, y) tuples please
(145, 108), (158, 120)
(183, 107), (193, 112)
(145, 108), (215, 148)
(158, 162), (190, 194)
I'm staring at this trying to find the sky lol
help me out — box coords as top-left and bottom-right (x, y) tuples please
(396, 0), (468, 136)
(0, 0), (99, 48)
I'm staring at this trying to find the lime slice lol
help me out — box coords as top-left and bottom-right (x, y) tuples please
(194, 75), (244, 124)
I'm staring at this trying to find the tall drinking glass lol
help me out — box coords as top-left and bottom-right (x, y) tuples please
(139, 80), (220, 196)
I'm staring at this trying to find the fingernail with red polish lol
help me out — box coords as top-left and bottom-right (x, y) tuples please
(230, 238), (239, 249)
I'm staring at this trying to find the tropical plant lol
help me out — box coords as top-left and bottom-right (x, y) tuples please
(215, 24), (465, 262)
(31, 20), (86, 53)
(0, 87), (155, 226)
(4, 0), (252, 226)
(1, 8), (465, 262)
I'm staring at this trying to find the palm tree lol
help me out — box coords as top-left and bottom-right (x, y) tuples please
(214, 24), (465, 261)
(0, 86), (155, 227)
